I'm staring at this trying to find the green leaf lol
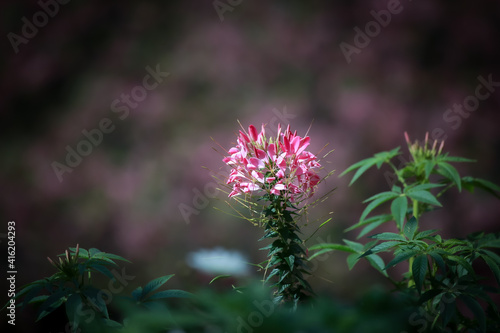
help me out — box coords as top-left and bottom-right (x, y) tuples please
(131, 287), (142, 301)
(424, 160), (436, 179)
(84, 286), (109, 319)
(65, 294), (82, 333)
(368, 232), (406, 241)
(344, 214), (392, 232)
(19, 283), (47, 311)
(414, 229), (439, 240)
(412, 255), (428, 293)
(36, 290), (67, 322)
(391, 196), (408, 231)
(342, 239), (364, 253)
(441, 293), (456, 327)
(91, 264), (115, 280)
(360, 192), (399, 222)
(459, 295), (486, 333)
(404, 216), (418, 240)
(447, 255), (475, 276)
(209, 275), (232, 284)
(93, 252), (131, 264)
(340, 157), (377, 184)
(406, 191), (442, 207)
(88, 248), (102, 257)
(142, 275), (175, 300)
(406, 183), (444, 192)
(361, 241), (401, 257)
(385, 249), (420, 269)
(365, 254), (388, 277)
(146, 289), (192, 300)
(285, 255), (295, 271)
(440, 155), (476, 163)
(264, 268), (280, 284)
(347, 253), (360, 270)
(479, 249), (500, 265)
(461, 176), (500, 198)
(481, 254), (500, 285)
(429, 251), (446, 273)
(307, 249), (329, 261)
(308, 243), (356, 253)
(437, 161), (462, 192)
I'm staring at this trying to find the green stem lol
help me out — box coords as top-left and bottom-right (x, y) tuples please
(412, 199), (419, 221)
(388, 161), (407, 187)
(261, 196), (312, 307)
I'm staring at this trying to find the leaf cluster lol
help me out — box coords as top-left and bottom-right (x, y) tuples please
(310, 137), (500, 332)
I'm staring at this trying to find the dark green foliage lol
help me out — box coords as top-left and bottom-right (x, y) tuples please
(310, 134), (500, 332)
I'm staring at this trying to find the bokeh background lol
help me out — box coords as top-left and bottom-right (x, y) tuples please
(1, 0), (500, 331)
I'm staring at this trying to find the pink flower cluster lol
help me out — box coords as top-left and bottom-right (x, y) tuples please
(223, 124), (321, 200)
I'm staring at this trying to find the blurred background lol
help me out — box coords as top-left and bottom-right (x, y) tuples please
(1, 0), (500, 331)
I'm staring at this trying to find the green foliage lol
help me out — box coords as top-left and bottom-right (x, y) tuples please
(4, 245), (189, 333)
(310, 133), (500, 332)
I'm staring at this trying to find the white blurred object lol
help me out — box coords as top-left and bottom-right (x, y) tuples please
(186, 247), (250, 276)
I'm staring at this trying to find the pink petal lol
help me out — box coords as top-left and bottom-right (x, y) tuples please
(249, 125), (258, 141)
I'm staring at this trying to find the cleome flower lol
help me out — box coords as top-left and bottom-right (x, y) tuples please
(223, 124), (321, 201)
